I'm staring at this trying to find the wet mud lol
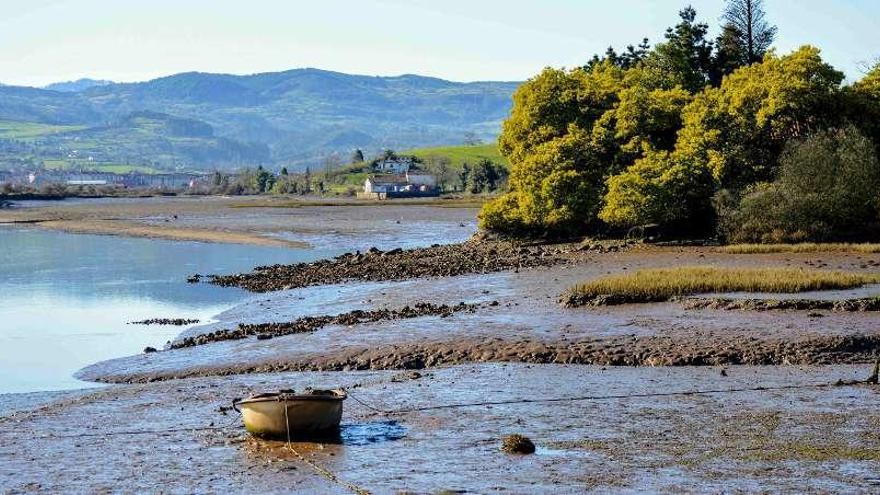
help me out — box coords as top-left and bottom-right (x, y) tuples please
(5, 364), (880, 493)
(681, 296), (880, 312)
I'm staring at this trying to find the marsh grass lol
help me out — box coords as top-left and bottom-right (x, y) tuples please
(564, 266), (880, 306)
(718, 243), (880, 254)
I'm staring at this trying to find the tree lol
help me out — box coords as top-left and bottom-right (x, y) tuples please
(722, 0), (777, 64)
(280, 167), (288, 176)
(644, 7), (714, 92)
(711, 24), (748, 84)
(600, 46), (846, 232)
(586, 39), (651, 70)
(463, 131), (483, 146)
(719, 126), (880, 242)
(352, 148), (365, 163)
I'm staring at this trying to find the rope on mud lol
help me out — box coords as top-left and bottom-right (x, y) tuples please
(283, 404), (370, 495)
(30, 414), (243, 440)
(345, 379), (874, 416)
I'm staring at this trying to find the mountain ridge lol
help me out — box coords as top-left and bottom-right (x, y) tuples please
(0, 68), (520, 170)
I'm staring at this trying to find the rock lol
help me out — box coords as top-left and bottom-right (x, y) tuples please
(143, 347), (158, 353)
(501, 434), (536, 454)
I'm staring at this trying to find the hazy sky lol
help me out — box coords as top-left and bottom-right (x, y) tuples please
(1, 0), (877, 87)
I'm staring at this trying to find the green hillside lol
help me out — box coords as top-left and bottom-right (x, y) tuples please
(0, 69), (519, 170)
(0, 120), (86, 140)
(405, 144), (508, 170)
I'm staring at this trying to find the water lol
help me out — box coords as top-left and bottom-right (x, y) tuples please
(0, 227), (336, 394)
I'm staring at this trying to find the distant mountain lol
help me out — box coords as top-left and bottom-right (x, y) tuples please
(44, 78), (114, 93)
(0, 69), (520, 171)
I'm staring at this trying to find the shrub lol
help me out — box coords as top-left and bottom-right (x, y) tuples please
(720, 126), (880, 243)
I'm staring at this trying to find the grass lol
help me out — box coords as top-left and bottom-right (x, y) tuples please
(404, 143), (508, 170)
(41, 160), (162, 174)
(564, 266), (880, 305)
(0, 120), (85, 140)
(719, 243), (880, 254)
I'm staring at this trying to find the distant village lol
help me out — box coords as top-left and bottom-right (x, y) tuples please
(0, 154), (443, 199)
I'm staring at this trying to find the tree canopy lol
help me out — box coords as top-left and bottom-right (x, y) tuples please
(480, 3), (880, 242)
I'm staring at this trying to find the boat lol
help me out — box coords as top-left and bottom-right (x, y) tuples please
(232, 389), (347, 440)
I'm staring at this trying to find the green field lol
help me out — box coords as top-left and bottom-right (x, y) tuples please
(0, 120), (85, 140)
(41, 159), (162, 174)
(404, 144), (508, 169)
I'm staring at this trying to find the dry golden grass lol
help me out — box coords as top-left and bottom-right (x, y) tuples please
(718, 243), (880, 254)
(565, 266), (880, 305)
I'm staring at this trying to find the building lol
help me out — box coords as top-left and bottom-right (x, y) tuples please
(375, 157), (413, 174)
(405, 171), (436, 187)
(359, 172), (439, 199)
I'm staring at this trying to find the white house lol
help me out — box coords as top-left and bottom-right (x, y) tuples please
(364, 175), (410, 194)
(375, 158), (413, 174)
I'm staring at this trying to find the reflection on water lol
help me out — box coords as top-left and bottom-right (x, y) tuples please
(0, 227), (335, 394)
(340, 420), (407, 446)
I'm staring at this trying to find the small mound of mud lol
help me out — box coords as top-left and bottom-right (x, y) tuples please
(501, 434), (536, 454)
(681, 297), (880, 312)
(560, 293), (660, 308)
(206, 240), (632, 293)
(129, 318), (201, 326)
(171, 302), (488, 349)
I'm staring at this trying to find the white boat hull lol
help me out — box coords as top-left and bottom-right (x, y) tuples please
(234, 390), (346, 440)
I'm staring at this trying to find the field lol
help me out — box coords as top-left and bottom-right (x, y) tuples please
(41, 159), (162, 174)
(0, 120), (85, 140)
(404, 143), (508, 169)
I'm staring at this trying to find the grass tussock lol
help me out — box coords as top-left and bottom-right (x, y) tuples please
(718, 243), (880, 254)
(564, 266), (880, 306)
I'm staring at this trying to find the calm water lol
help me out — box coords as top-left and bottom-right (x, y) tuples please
(0, 227), (336, 394)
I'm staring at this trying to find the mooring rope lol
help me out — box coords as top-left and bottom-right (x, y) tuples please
(283, 403), (371, 495)
(345, 379), (872, 417)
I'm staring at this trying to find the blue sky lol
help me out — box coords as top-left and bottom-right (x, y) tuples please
(1, 0), (877, 86)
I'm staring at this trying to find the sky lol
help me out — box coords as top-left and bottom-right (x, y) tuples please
(0, 0), (877, 87)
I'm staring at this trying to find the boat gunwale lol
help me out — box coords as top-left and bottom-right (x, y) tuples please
(235, 390), (347, 406)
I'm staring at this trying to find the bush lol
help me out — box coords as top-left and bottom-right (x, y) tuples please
(719, 126), (880, 242)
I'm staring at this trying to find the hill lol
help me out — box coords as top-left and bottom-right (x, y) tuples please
(44, 78), (114, 93)
(405, 143), (508, 170)
(0, 69), (519, 171)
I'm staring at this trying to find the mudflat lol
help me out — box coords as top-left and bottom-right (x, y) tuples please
(5, 198), (880, 492)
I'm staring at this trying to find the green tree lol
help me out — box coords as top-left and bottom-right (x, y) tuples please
(280, 167), (288, 176)
(719, 126), (880, 242)
(643, 7), (714, 92)
(352, 148), (365, 163)
(600, 46), (846, 231)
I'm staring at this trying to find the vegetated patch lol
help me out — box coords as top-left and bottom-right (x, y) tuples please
(718, 243), (880, 254)
(562, 266), (880, 307)
(682, 297), (880, 312)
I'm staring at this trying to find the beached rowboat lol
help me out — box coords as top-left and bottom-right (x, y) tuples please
(233, 389), (347, 440)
